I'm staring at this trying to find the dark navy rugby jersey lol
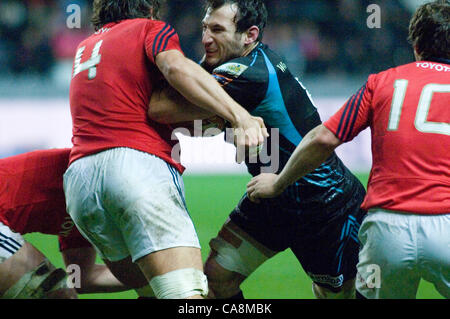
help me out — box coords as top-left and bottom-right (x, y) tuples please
(208, 43), (361, 208)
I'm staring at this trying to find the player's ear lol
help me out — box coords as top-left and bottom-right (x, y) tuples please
(149, 8), (155, 20)
(244, 26), (259, 45)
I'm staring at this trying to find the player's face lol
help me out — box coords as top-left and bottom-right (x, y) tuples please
(202, 4), (247, 69)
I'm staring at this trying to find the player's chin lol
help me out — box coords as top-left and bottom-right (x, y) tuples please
(205, 55), (220, 68)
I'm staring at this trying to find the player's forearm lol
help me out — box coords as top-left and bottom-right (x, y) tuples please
(159, 53), (248, 126)
(62, 247), (130, 294)
(77, 264), (130, 294)
(276, 125), (341, 190)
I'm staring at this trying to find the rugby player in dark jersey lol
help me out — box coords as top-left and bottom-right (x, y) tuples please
(148, 0), (367, 299)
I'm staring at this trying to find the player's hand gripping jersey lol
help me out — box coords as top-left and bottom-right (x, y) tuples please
(324, 59), (450, 215)
(69, 19), (185, 173)
(0, 149), (90, 251)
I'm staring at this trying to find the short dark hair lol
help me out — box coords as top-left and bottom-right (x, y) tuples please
(91, 0), (162, 31)
(408, 0), (449, 60)
(205, 0), (268, 41)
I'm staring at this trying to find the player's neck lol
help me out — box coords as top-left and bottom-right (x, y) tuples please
(416, 56), (450, 65)
(428, 57), (450, 65)
(242, 42), (259, 57)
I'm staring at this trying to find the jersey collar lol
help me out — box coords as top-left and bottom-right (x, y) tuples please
(429, 57), (450, 65)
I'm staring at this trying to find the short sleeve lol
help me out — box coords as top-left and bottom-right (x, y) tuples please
(324, 76), (374, 142)
(144, 20), (183, 64)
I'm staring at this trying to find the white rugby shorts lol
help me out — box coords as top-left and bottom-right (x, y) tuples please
(63, 147), (200, 262)
(0, 222), (25, 263)
(356, 209), (450, 299)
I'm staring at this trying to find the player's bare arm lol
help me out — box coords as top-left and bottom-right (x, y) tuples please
(149, 85), (226, 136)
(247, 124), (342, 202)
(62, 247), (130, 294)
(149, 81), (215, 124)
(155, 49), (268, 150)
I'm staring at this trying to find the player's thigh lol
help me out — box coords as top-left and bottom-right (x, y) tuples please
(65, 148), (201, 263)
(99, 148), (205, 298)
(0, 241), (76, 299)
(0, 222), (31, 294)
(204, 247), (247, 299)
(356, 210), (421, 299)
(291, 190), (367, 292)
(0, 241), (44, 295)
(0, 222), (76, 299)
(205, 195), (286, 296)
(418, 214), (450, 298)
(64, 152), (130, 262)
(101, 149), (201, 263)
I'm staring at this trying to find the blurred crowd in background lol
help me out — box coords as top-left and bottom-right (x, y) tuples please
(0, 0), (415, 81)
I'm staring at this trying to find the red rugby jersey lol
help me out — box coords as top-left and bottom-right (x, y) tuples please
(0, 149), (91, 251)
(324, 60), (450, 215)
(69, 18), (184, 173)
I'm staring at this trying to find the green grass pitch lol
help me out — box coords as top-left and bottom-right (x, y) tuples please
(24, 173), (443, 299)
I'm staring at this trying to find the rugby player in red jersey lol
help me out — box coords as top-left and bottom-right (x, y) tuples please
(0, 149), (139, 299)
(65, 0), (267, 299)
(247, 0), (449, 299)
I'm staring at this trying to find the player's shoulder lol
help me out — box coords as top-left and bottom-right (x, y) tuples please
(212, 44), (268, 83)
(390, 60), (427, 73)
(0, 148), (70, 171)
(114, 18), (165, 27)
(140, 18), (171, 28)
(212, 58), (252, 78)
(42, 148), (71, 164)
(137, 18), (178, 36)
(365, 62), (414, 87)
(0, 149), (45, 167)
(92, 19), (173, 36)
(369, 60), (450, 88)
(28, 148), (71, 163)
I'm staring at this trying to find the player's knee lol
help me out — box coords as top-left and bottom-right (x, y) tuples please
(206, 224), (274, 298)
(208, 227), (270, 277)
(312, 280), (355, 299)
(204, 252), (243, 298)
(205, 251), (236, 281)
(149, 268), (208, 299)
